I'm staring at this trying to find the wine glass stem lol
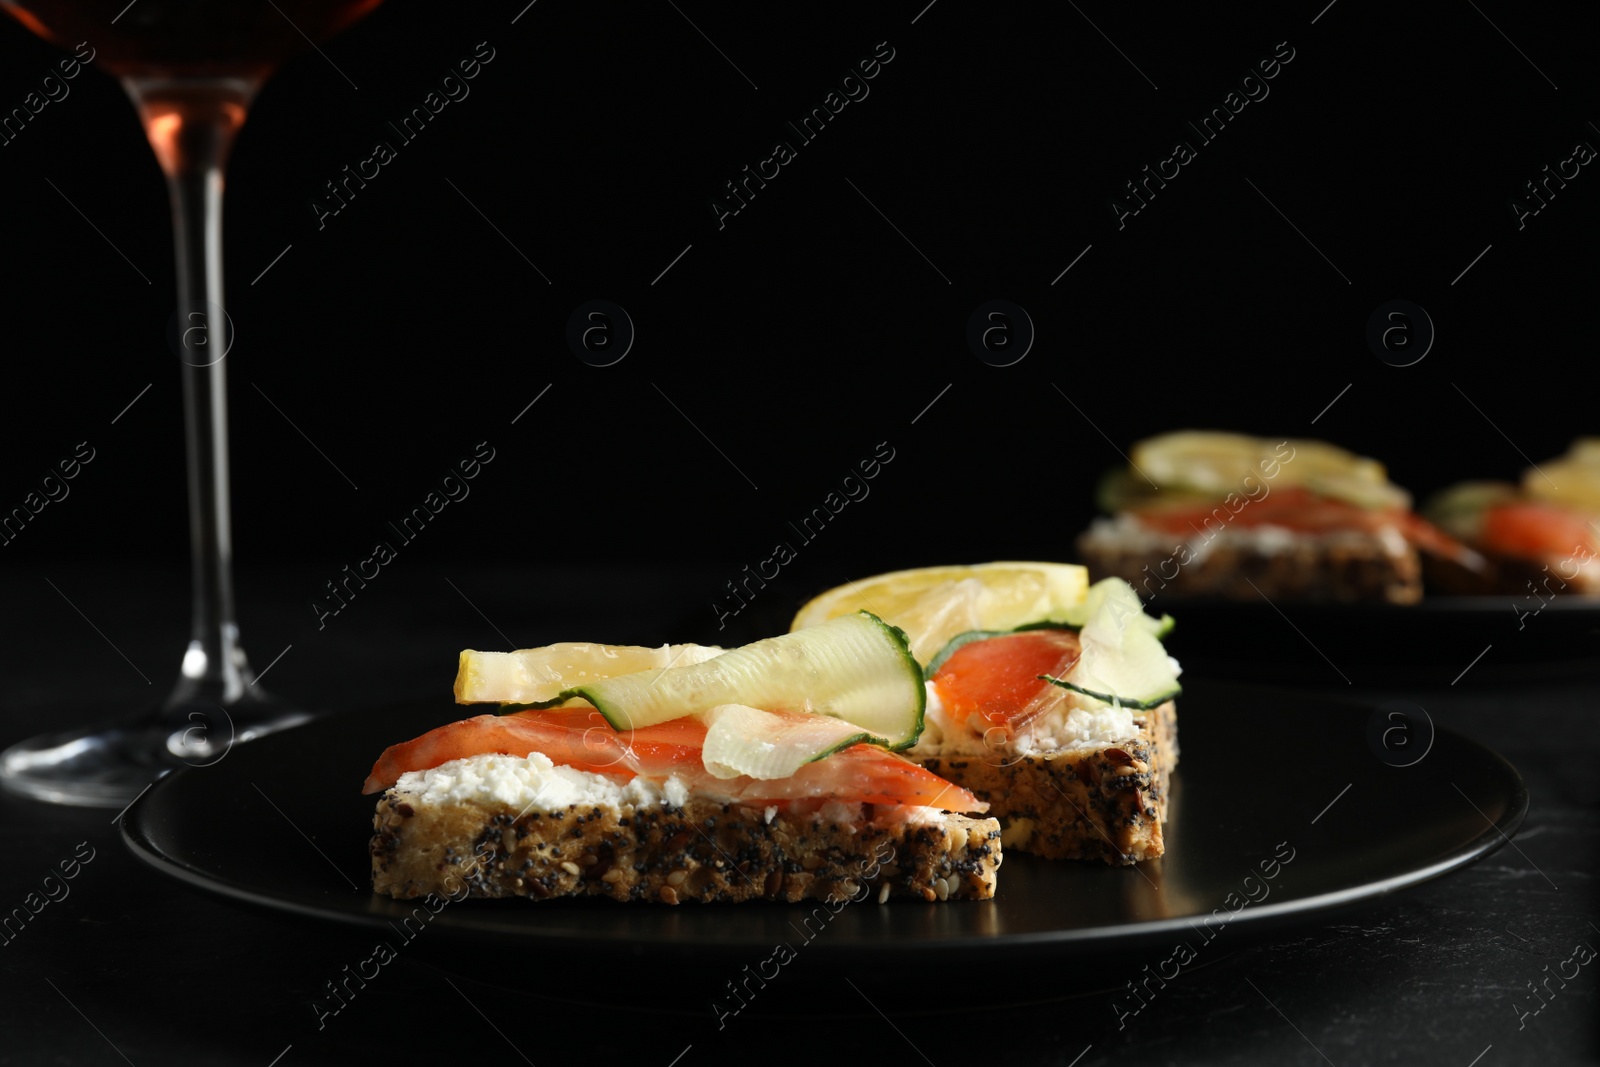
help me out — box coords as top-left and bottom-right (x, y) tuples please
(125, 77), (260, 711)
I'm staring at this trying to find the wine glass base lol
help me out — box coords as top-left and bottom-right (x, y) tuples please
(0, 696), (314, 808)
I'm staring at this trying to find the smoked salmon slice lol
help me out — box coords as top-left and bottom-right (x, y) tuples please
(363, 706), (984, 812)
(927, 629), (1081, 733)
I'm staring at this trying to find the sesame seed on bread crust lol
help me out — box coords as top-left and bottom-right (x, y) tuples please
(915, 701), (1177, 865)
(371, 795), (1002, 904)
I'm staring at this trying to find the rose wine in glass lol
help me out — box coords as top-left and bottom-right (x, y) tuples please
(0, 0), (384, 805)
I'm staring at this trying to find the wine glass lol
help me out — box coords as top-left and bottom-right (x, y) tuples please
(0, 0), (384, 806)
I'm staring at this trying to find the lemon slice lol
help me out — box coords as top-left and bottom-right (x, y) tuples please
(454, 642), (724, 704)
(1130, 430), (1407, 509)
(1566, 438), (1600, 465)
(1525, 439), (1600, 511)
(1131, 431), (1288, 493)
(790, 562), (1088, 664)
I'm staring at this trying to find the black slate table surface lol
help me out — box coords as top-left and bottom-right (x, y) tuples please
(2, 563), (1596, 1066)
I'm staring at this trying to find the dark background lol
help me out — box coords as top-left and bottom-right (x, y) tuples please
(0, 5), (1597, 1064)
(1, 0), (1594, 593)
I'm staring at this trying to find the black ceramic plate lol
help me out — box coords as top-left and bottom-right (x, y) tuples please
(122, 681), (1524, 992)
(1158, 598), (1600, 683)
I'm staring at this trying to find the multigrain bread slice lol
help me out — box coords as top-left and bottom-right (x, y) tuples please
(915, 701), (1177, 865)
(1077, 515), (1422, 604)
(1422, 546), (1600, 596)
(371, 785), (1002, 905)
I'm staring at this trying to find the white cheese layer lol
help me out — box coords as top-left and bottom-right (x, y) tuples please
(394, 751), (689, 811)
(1079, 512), (1409, 561)
(804, 798), (948, 828)
(389, 752), (952, 825)
(914, 681), (1140, 758)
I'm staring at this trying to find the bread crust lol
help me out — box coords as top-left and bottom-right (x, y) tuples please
(1423, 547), (1600, 596)
(371, 795), (1001, 904)
(1078, 520), (1422, 603)
(916, 702), (1177, 865)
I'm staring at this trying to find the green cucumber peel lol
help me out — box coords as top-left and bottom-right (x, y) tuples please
(921, 627), (1063, 679)
(803, 728), (879, 763)
(1037, 674), (1180, 711)
(849, 610), (926, 750)
(502, 611), (926, 752)
(1020, 610), (1175, 639)
(494, 701), (545, 715)
(921, 616), (1174, 681)
(493, 697), (586, 715)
